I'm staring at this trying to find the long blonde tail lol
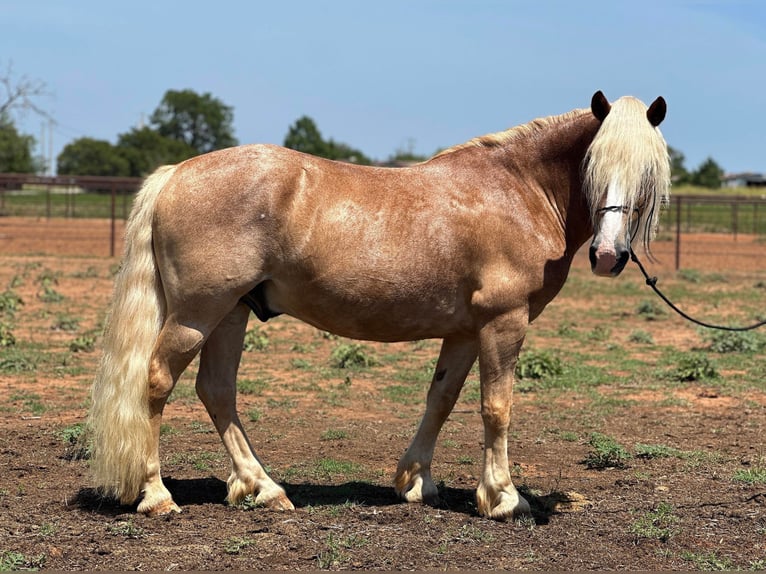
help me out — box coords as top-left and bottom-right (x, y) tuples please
(88, 164), (177, 504)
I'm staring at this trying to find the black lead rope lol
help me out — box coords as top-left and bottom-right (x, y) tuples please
(629, 250), (766, 332)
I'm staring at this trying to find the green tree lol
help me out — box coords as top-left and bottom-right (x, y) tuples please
(57, 137), (129, 176)
(150, 89), (237, 154)
(0, 115), (38, 173)
(284, 116), (326, 157)
(668, 146), (689, 184)
(284, 115), (371, 164)
(116, 127), (196, 176)
(691, 157), (724, 189)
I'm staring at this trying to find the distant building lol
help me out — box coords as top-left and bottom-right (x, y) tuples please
(722, 172), (766, 188)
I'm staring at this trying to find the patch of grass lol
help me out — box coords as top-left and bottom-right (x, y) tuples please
(320, 429), (349, 441)
(629, 502), (680, 542)
(680, 550), (734, 571)
(237, 377), (269, 395)
(0, 323), (16, 347)
(10, 391), (45, 416)
(58, 422), (90, 460)
(242, 327), (269, 351)
(733, 467), (766, 485)
(0, 550), (45, 571)
(668, 352), (719, 382)
(51, 314), (80, 331)
(381, 384), (422, 405)
(290, 358), (312, 370)
(246, 408), (262, 422)
(69, 334), (96, 353)
(586, 325), (611, 341)
(636, 299), (666, 321)
(677, 268), (702, 283)
(515, 349), (563, 381)
(107, 519), (144, 538)
(0, 290), (23, 317)
(634, 443), (683, 459)
(37, 285), (64, 303)
(703, 330), (764, 354)
(314, 458), (362, 478)
(330, 343), (378, 368)
(627, 329), (654, 344)
(224, 536), (254, 555)
(315, 532), (368, 569)
(583, 432), (631, 469)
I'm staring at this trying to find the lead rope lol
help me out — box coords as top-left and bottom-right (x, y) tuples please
(629, 249), (766, 332)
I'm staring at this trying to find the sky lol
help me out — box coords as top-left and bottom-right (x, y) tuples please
(2, 0), (765, 175)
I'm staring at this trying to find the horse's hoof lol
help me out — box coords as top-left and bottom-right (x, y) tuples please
(142, 499), (181, 517)
(258, 492), (295, 511)
(478, 491), (531, 521)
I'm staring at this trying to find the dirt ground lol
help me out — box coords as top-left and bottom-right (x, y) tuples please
(1, 217), (765, 571)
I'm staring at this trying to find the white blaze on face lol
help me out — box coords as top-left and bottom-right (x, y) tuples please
(592, 177), (626, 276)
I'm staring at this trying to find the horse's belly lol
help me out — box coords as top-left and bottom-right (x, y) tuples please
(264, 278), (472, 342)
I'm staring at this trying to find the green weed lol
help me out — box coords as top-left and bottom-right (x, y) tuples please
(0, 290), (23, 317)
(51, 314), (80, 331)
(636, 299), (666, 320)
(629, 502), (679, 542)
(107, 519), (144, 538)
(314, 458), (362, 478)
(733, 467), (766, 485)
(584, 432), (631, 469)
(69, 334), (96, 353)
(246, 408), (262, 422)
(515, 349), (563, 380)
(0, 550), (45, 571)
(634, 443), (683, 459)
(668, 353), (719, 382)
(0, 323), (15, 347)
(224, 536), (254, 555)
(627, 329), (654, 344)
(243, 327), (269, 351)
(38, 285), (64, 303)
(704, 330), (764, 354)
(320, 429), (349, 441)
(237, 377), (269, 395)
(680, 551), (734, 571)
(330, 343), (378, 368)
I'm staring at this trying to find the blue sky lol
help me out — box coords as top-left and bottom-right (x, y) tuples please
(3, 0), (765, 174)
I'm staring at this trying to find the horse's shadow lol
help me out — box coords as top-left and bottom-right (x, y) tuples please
(72, 477), (555, 524)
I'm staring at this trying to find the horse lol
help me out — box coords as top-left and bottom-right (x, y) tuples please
(89, 91), (670, 520)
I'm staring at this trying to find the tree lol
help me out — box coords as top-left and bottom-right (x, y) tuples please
(116, 127), (196, 177)
(0, 115), (38, 173)
(667, 146), (689, 184)
(150, 89), (237, 154)
(284, 115), (371, 164)
(57, 137), (129, 176)
(690, 157), (724, 189)
(0, 61), (50, 121)
(283, 116), (326, 157)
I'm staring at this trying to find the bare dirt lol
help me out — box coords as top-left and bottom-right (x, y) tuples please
(1, 217), (765, 571)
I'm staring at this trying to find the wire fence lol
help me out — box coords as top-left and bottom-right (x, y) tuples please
(0, 176), (765, 271)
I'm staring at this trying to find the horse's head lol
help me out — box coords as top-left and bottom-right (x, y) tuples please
(585, 91), (671, 277)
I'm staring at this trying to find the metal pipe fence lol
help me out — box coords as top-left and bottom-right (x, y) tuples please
(1, 175), (765, 270)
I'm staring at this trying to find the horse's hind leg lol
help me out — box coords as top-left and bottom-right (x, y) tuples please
(195, 304), (294, 511)
(139, 317), (207, 516)
(395, 336), (478, 504)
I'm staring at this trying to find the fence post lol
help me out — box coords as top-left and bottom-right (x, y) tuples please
(732, 202), (738, 242)
(110, 185), (116, 257)
(675, 195), (682, 270)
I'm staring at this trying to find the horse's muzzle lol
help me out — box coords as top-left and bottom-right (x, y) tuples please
(589, 244), (629, 277)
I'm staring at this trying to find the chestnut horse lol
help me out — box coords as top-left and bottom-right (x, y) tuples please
(89, 91), (670, 520)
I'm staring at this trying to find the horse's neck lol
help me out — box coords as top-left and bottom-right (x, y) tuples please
(508, 113), (600, 253)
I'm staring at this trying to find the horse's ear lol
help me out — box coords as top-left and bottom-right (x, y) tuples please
(591, 91), (611, 122)
(646, 96), (667, 127)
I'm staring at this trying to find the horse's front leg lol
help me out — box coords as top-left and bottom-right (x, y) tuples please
(476, 313), (531, 520)
(195, 305), (293, 511)
(395, 336), (478, 504)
